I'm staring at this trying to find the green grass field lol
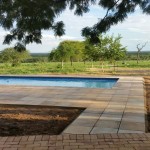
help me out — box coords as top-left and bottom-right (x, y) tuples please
(0, 60), (149, 76)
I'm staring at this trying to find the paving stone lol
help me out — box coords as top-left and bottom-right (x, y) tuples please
(107, 105), (125, 109)
(95, 120), (120, 129)
(120, 121), (145, 131)
(100, 114), (122, 121)
(63, 126), (91, 134)
(104, 108), (124, 115)
(83, 107), (104, 114)
(70, 118), (98, 127)
(118, 130), (144, 133)
(91, 127), (118, 134)
(122, 116), (145, 123)
(77, 112), (100, 120)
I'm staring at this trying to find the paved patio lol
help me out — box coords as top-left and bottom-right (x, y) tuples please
(0, 76), (146, 134)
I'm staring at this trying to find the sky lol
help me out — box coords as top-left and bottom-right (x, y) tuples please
(0, 4), (150, 53)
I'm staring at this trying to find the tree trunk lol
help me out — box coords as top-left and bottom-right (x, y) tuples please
(61, 60), (63, 69)
(91, 60), (93, 68)
(113, 62), (116, 72)
(137, 52), (139, 64)
(101, 61), (104, 72)
(70, 59), (73, 66)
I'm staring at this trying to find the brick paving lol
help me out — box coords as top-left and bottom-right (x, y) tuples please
(0, 134), (150, 150)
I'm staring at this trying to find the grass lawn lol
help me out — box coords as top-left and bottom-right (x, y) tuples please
(0, 60), (149, 75)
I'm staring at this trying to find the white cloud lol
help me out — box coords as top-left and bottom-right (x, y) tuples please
(42, 34), (78, 40)
(0, 6), (150, 52)
(108, 12), (150, 51)
(27, 33), (82, 53)
(113, 14), (150, 33)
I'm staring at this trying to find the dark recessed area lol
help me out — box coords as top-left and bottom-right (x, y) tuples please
(0, 104), (84, 136)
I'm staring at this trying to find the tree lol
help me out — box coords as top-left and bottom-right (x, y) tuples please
(136, 42), (148, 64)
(49, 40), (84, 68)
(0, 48), (30, 66)
(84, 34), (126, 71)
(55, 43), (70, 69)
(104, 35), (127, 71)
(48, 49), (57, 62)
(84, 39), (101, 68)
(0, 0), (150, 49)
(94, 35), (112, 71)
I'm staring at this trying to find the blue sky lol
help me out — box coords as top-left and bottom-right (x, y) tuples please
(0, 5), (150, 53)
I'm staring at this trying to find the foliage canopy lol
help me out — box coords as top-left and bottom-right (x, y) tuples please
(49, 40), (84, 62)
(0, 48), (30, 66)
(49, 34), (127, 65)
(0, 0), (150, 49)
(84, 34), (127, 62)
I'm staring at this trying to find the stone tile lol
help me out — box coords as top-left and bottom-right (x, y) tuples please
(107, 105), (125, 110)
(95, 97), (112, 101)
(120, 121), (145, 131)
(100, 114), (123, 121)
(128, 96), (145, 100)
(118, 130), (144, 133)
(78, 112), (100, 120)
(70, 118), (98, 127)
(95, 120), (120, 129)
(63, 126), (91, 134)
(84, 107), (104, 114)
(126, 101), (144, 107)
(122, 115), (145, 123)
(123, 111), (145, 117)
(111, 97), (128, 102)
(109, 101), (127, 105)
(91, 127), (118, 134)
(40, 101), (59, 106)
(125, 106), (145, 111)
(96, 101), (109, 105)
(71, 102), (90, 108)
(104, 108), (124, 115)
(114, 90), (130, 95)
(101, 90), (116, 95)
(20, 96), (45, 101)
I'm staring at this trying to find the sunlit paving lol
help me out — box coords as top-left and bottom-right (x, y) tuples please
(0, 76), (145, 134)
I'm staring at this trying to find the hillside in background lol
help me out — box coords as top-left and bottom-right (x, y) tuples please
(30, 51), (150, 57)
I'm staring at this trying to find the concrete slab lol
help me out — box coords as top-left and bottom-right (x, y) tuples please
(63, 125), (91, 134)
(95, 120), (120, 129)
(91, 127), (118, 134)
(120, 121), (145, 131)
(70, 118), (98, 127)
(100, 114), (122, 121)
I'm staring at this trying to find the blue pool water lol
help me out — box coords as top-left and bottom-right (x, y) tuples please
(0, 76), (118, 88)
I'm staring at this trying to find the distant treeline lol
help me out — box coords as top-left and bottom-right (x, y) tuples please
(127, 51), (150, 55)
(126, 51), (150, 60)
(30, 51), (150, 57)
(29, 51), (150, 62)
(31, 53), (49, 57)
(26, 53), (49, 63)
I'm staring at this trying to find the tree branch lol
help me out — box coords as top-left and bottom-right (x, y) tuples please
(103, 0), (120, 20)
(137, 42), (148, 52)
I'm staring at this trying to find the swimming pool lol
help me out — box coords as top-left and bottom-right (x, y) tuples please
(0, 76), (118, 88)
